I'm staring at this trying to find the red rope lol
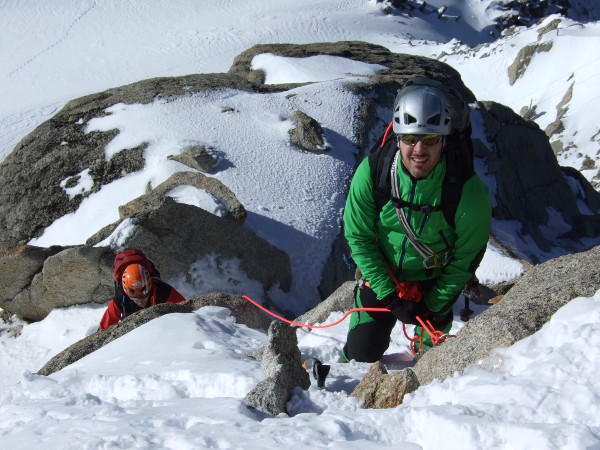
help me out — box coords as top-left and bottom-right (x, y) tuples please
(241, 295), (452, 353)
(242, 295), (390, 329)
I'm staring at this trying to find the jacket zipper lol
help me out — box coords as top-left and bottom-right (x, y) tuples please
(418, 214), (430, 235)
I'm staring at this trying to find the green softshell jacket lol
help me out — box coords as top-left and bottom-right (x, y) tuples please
(343, 153), (492, 314)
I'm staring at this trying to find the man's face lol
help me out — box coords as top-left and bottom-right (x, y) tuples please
(131, 293), (150, 308)
(398, 134), (444, 178)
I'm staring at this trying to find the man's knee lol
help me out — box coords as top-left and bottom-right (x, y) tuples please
(343, 339), (385, 363)
(343, 318), (395, 363)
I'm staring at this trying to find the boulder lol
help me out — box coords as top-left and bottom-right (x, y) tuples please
(350, 361), (419, 409)
(102, 197), (291, 293)
(244, 321), (310, 415)
(1, 196), (290, 321)
(288, 110), (329, 152)
(1, 246), (114, 321)
(0, 245), (63, 310)
(167, 144), (220, 173)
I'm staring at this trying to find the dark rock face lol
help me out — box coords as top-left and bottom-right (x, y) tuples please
(476, 101), (600, 262)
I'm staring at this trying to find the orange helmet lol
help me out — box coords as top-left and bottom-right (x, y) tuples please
(122, 264), (152, 299)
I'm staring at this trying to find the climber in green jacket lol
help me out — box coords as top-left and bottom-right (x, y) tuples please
(341, 78), (492, 362)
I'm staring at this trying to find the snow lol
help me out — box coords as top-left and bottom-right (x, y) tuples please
(1, 0), (599, 448)
(3, 289), (600, 448)
(251, 54), (387, 84)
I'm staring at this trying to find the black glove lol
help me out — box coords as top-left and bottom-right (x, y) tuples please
(381, 292), (427, 325)
(428, 309), (453, 330)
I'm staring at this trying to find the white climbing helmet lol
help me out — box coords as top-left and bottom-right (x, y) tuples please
(392, 85), (452, 136)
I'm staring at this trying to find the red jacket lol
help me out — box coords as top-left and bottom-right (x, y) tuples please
(99, 279), (186, 330)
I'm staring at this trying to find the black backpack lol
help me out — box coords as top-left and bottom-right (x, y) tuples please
(368, 77), (475, 227)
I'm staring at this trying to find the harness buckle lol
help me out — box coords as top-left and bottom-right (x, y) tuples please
(422, 247), (455, 269)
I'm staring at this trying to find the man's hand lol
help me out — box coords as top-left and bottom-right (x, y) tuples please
(381, 291), (427, 325)
(381, 294), (453, 331)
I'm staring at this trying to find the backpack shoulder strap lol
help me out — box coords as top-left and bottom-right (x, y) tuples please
(153, 279), (171, 304)
(441, 122), (476, 227)
(368, 123), (398, 214)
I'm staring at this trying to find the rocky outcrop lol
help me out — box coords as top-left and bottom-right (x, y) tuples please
(0, 41), (468, 248)
(0, 74), (258, 247)
(0, 197), (290, 321)
(486, 1), (591, 37)
(37, 292), (271, 376)
(1, 39), (598, 313)
(475, 101), (600, 263)
(0, 40), (477, 307)
(244, 321), (310, 415)
(507, 41), (553, 85)
(349, 244), (600, 408)
(107, 170), (246, 226)
(378, 0), (600, 39)
(412, 244), (600, 387)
